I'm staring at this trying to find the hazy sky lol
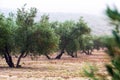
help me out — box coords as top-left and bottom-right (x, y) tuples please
(0, 0), (120, 16)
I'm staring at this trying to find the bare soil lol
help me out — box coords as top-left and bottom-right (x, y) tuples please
(0, 49), (110, 80)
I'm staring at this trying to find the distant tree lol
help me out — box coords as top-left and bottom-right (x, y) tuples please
(70, 18), (91, 56)
(55, 18), (91, 59)
(92, 36), (106, 51)
(31, 14), (59, 59)
(54, 20), (76, 59)
(80, 35), (93, 55)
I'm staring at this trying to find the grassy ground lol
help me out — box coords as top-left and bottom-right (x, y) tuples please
(0, 49), (110, 80)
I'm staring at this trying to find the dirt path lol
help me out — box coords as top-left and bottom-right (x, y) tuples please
(0, 50), (110, 80)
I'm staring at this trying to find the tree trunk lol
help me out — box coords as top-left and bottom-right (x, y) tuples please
(22, 51), (28, 58)
(55, 49), (64, 59)
(74, 52), (77, 58)
(4, 46), (15, 68)
(16, 51), (25, 68)
(83, 50), (89, 55)
(4, 53), (15, 68)
(44, 53), (51, 59)
(87, 50), (90, 55)
(66, 51), (74, 58)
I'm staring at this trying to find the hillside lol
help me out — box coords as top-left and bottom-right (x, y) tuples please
(0, 8), (113, 35)
(37, 12), (113, 36)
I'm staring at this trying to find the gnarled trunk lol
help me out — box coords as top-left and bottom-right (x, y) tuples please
(22, 51), (28, 58)
(4, 46), (14, 68)
(44, 53), (51, 59)
(16, 51), (25, 68)
(66, 50), (75, 58)
(83, 49), (92, 55)
(55, 48), (64, 59)
(4, 53), (14, 68)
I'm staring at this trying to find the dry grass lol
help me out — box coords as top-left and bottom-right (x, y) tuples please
(0, 49), (110, 80)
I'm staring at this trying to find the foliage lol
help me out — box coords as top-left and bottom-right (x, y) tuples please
(32, 15), (59, 56)
(0, 5), (93, 67)
(0, 12), (16, 67)
(84, 64), (99, 80)
(0, 13), (15, 49)
(80, 35), (93, 55)
(0, 13), (14, 52)
(104, 6), (120, 80)
(85, 6), (120, 80)
(15, 5), (37, 53)
(54, 18), (91, 58)
(54, 20), (77, 58)
(106, 6), (120, 33)
(105, 31), (120, 80)
(72, 17), (91, 37)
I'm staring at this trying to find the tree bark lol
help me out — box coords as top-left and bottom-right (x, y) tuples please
(44, 53), (51, 59)
(74, 52), (77, 58)
(22, 51), (28, 58)
(4, 52), (15, 68)
(3, 45), (15, 68)
(16, 51), (25, 68)
(66, 50), (74, 58)
(55, 48), (64, 59)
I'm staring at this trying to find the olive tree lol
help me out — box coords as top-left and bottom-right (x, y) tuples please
(53, 20), (75, 59)
(72, 18), (91, 56)
(0, 7), (59, 67)
(15, 5), (37, 67)
(54, 18), (91, 59)
(0, 13), (16, 67)
(80, 35), (93, 55)
(31, 14), (59, 59)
